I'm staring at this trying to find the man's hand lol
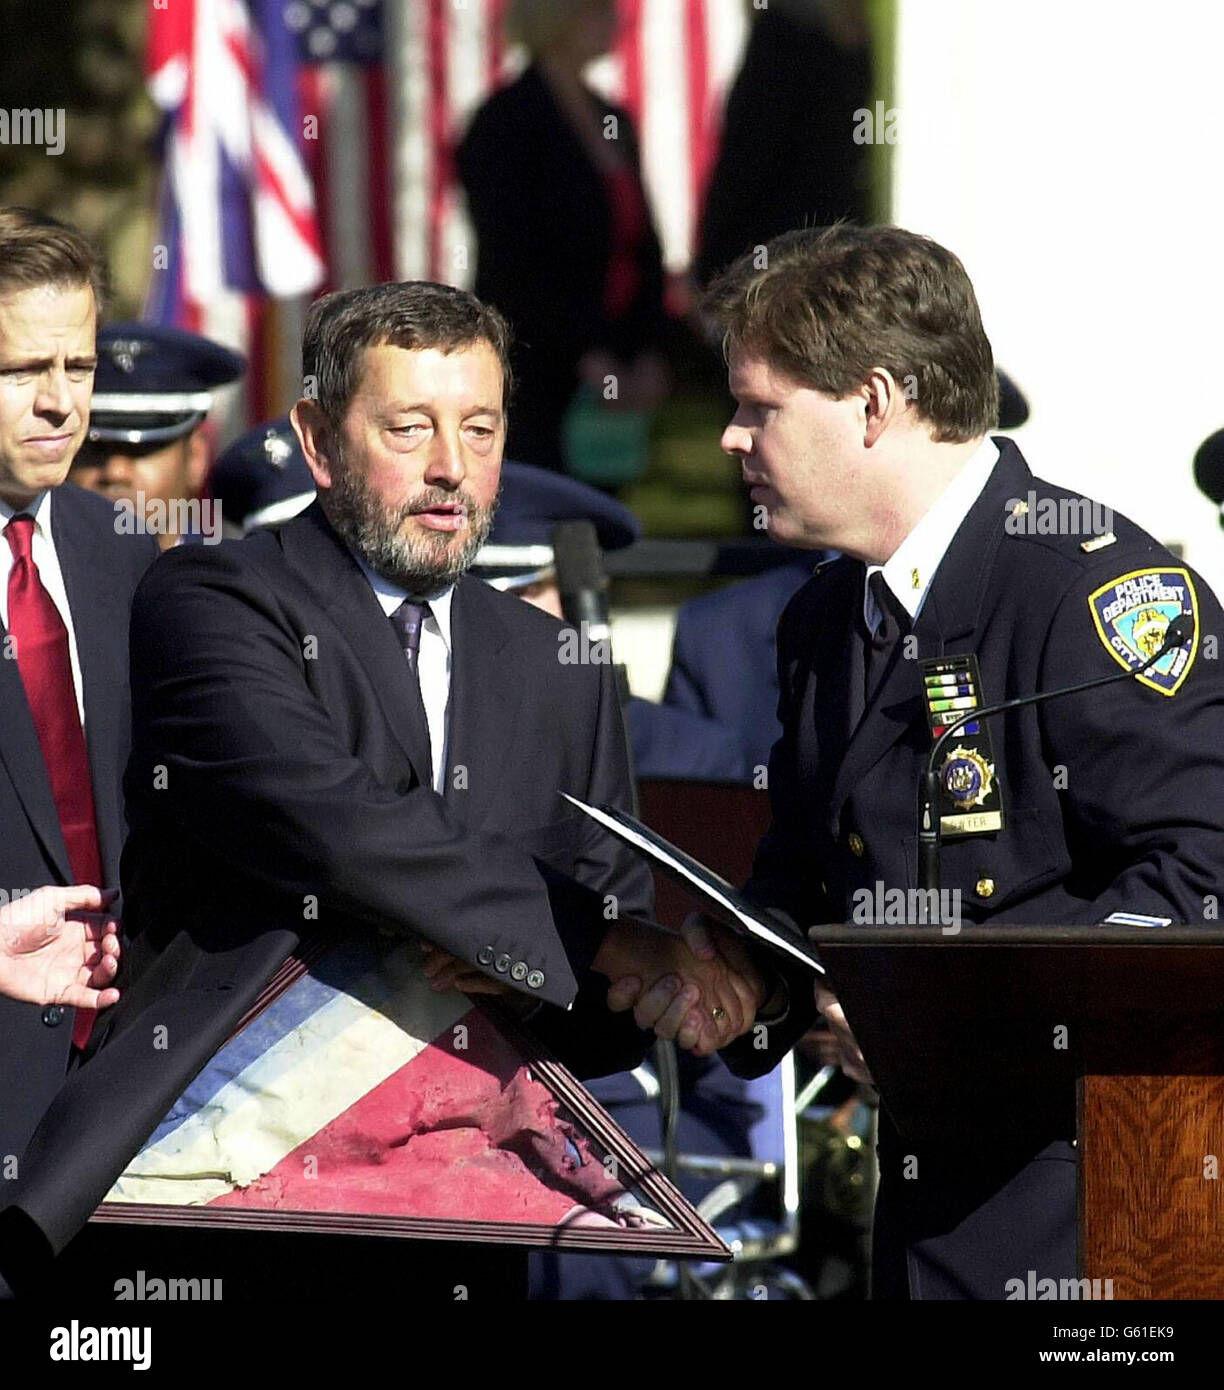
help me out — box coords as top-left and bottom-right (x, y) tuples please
(0, 885), (120, 1010)
(419, 940), (517, 997)
(597, 915), (767, 1055)
(813, 982), (874, 1085)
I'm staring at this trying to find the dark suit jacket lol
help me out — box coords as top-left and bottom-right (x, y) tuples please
(0, 501), (652, 1278)
(0, 484), (156, 1170)
(722, 439), (1224, 1297)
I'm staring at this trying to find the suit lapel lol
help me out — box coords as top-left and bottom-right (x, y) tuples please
(443, 577), (524, 823)
(0, 625), (72, 880)
(53, 485), (129, 879)
(278, 503), (434, 786)
(828, 440), (1034, 818)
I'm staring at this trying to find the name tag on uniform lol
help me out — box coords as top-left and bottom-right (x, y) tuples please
(920, 654), (1005, 837)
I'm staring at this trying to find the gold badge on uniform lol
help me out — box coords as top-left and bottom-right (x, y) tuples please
(919, 654), (1005, 836)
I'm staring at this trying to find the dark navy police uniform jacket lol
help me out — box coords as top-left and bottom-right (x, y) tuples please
(721, 437), (1224, 1298)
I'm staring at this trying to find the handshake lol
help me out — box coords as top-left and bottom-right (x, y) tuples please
(592, 914), (775, 1055)
(420, 914), (782, 1056)
(422, 914), (776, 1055)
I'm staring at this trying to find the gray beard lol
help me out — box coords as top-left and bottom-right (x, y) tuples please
(325, 450), (499, 598)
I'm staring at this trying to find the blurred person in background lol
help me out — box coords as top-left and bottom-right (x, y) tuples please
(210, 416), (317, 535)
(694, 0), (873, 290)
(69, 323), (244, 549)
(456, 0), (670, 477)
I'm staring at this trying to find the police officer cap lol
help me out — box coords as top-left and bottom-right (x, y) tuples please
(89, 322), (245, 448)
(210, 417), (315, 531)
(475, 460), (642, 588)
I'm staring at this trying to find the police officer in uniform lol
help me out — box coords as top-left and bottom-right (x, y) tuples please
(209, 415), (316, 534)
(653, 223), (1224, 1299)
(69, 322), (244, 548)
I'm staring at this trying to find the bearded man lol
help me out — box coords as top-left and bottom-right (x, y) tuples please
(0, 281), (766, 1298)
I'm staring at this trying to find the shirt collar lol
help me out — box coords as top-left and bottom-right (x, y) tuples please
(0, 488), (53, 535)
(352, 549), (454, 651)
(864, 435), (1000, 632)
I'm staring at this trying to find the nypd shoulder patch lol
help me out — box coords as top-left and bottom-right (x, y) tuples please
(1087, 567), (1198, 695)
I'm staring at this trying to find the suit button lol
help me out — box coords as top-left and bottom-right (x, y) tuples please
(42, 1005), (65, 1027)
(510, 961), (528, 982)
(848, 833), (864, 857)
(476, 946), (494, 966)
(526, 970), (545, 989)
(494, 953), (510, 974)
(975, 878), (996, 899)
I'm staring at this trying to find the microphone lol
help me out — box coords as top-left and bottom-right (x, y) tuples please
(1193, 429), (1224, 526)
(917, 614), (1195, 891)
(552, 521), (635, 789)
(553, 520), (612, 646)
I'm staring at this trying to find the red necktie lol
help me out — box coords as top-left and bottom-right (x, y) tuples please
(5, 515), (103, 1050)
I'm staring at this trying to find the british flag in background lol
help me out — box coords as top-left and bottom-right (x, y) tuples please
(144, 0), (749, 427)
(145, 0), (325, 331)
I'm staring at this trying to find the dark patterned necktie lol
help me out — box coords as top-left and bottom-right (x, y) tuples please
(389, 598), (433, 778)
(5, 515), (103, 1049)
(864, 571), (910, 709)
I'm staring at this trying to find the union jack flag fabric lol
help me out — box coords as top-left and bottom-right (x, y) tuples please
(146, 0), (325, 327)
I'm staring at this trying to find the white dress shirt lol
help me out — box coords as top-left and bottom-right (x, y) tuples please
(0, 488), (87, 725)
(864, 436), (1000, 634)
(354, 553), (454, 795)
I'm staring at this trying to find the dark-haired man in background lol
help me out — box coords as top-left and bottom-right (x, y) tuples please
(0, 280), (769, 1295)
(654, 223), (1224, 1299)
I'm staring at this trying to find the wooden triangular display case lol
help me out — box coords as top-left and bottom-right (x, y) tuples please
(90, 933), (729, 1261)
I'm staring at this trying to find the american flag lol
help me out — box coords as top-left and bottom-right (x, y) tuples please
(145, 0), (749, 424)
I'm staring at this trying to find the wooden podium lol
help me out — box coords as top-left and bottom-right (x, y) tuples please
(812, 924), (1224, 1300)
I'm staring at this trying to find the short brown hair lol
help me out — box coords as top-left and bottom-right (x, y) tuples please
(0, 206), (108, 314)
(705, 224), (999, 443)
(303, 280), (514, 428)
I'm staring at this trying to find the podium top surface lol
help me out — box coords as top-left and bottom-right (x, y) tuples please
(807, 923), (1224, 1148)
(810, 924), (1224, 946)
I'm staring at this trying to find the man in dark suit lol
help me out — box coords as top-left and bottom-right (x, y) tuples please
(0, 208), (155, 1181)
(0, 281), (764, 1294)
(635, 224), (1224, 1298)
